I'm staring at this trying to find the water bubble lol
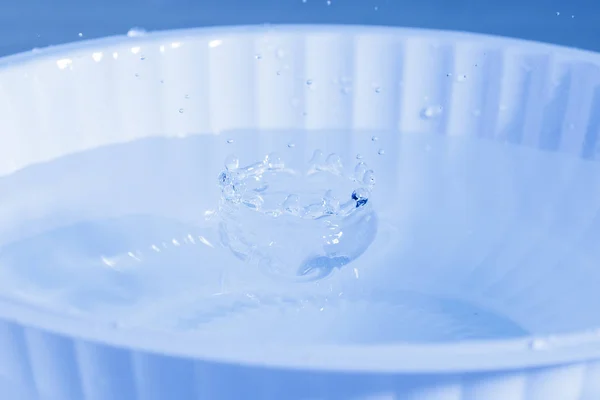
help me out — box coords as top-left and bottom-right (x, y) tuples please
(266, 153), (285, 170)
(78, 32), (83, 38)
(374, 86), (381, 93)
(255, 54), (262, 60)
(556, 11), (560, 16)
(377, 149), (385, 155)
(127, 27), (147, 37)
(421, 105), (444, 119)
(306, 79), (313, 86)
(287, 142), (296, 148)
(371, 136), (378, 142)
(178, 108), (184, 113)
(356, 154), (363, 160)
(363, 170), (376, 187)
(224, 154), (240, 171)
(226, 139), (234, 144)
(140, 55), (146, 61)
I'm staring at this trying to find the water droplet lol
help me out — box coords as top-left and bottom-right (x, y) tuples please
(362, 170), (376, 187)
(323, 190), (340, 214)
(354, 162), (368, 182)
(556, 11), (560, 16)
(326, 0), (331, 4)
(374, 86), (381, 93)
(374, 6), (378, 10)
(378, 149), (385, 155)
(160, 79), (164, 84)
(356, 153), (363, 160)
(178, 108), (184, 113)
(266, 153), (285, 170)
(226, 139), (234, 144)
(78, 32), (83, 38)
(302, 0), (307, 3)
(287, 142), (296, 148)
(185, 94), (190, 99)
(371, 136), (378, 142)
(325, 153), (343, 174)
(224, 154), (240, 171)
(134, 73), (140, 78)
(140, 55), (146, 61)
(282, 194), (301, 215)
(127, 27), (147, 37)
(421, 105), (444, 119)
(255, 54), (262, 60)
(446, 73), (452, 77)
(456, 74), (467, 82)
(306, 79), (313, 86)
(276, 70), (282, 76)
(352, 189), (369, 208)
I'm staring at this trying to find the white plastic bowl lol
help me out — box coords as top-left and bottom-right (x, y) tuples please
(2, 25), (600, 400)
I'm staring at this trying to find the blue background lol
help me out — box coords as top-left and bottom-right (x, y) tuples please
(0, 0), (598, 57)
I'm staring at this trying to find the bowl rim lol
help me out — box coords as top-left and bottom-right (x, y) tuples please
(1, 24), (600, 373)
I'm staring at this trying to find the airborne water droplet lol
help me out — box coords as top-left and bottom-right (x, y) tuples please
(226, 139), (234, 144)
(371, 136), (378, 142)
(421, 105), (444, 119)
(378, 149), (385, 155)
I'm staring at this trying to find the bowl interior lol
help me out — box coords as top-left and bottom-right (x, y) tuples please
(1, 26), (600, 352)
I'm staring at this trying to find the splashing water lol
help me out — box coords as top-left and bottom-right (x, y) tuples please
(217, 150), (378, 281)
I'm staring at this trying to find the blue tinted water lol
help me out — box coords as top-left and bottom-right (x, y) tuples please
(0, 130), (544, 343)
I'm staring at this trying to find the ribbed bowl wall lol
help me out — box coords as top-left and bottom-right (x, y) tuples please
(1, 26), (600, 399)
